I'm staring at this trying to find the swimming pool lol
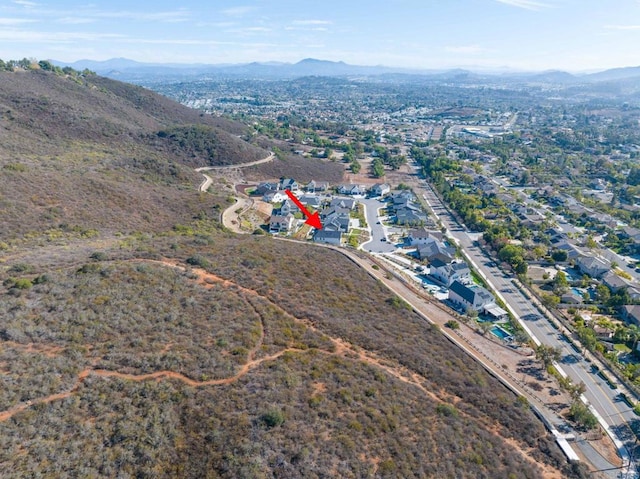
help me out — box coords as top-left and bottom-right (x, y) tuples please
(491, 325), (513, 341)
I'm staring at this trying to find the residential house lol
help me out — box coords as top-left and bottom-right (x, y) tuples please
(592, 325), (614, 340)
(329, 198), (356, 210)
(396, 208), (429, 226)
(620, 225), (640, 243)
(306, 180), (329, 193)
(561, 291), (584, 304)
(474, 176), (498, 196)
(576, 255), (610, 279)
(279, 199), (300, 216)
(602, 271), (630, 293)
(337, 184), (367, 196)
(370, 183), (391, 197)
(406, 228), (444, 246)
(618, 226), (640, 254)
(389, 190), (415, 204)
(320, 207), (351, 233)
(298, 195), (322, 209)
(279, 178), (299, 191)
(448, 280), (495, 312)
(628, 287), (640, 302)
(589, 212), (617, 229)
(418, 238), (455, 263)
(622, 305), (640, 326)
(431, 261), (471, 286)
(254, 182), (279, 196)
(263, 190), (289, 203)
(551, 240), (583, 261)
(313, 230), (342, 245)
(389, 193), (431, 226)
(269, 214), (294, 233)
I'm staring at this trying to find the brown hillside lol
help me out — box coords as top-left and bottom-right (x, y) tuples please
(0, 69), (272, 239)
(0, 69), (266, 165)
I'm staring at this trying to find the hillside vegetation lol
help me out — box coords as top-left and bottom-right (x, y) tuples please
(0, 66), (589, 478)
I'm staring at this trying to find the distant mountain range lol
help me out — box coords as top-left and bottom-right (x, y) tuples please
(53, 57), (640, 84)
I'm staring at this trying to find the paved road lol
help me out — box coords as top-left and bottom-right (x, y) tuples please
(420, 180), (638, 478)
(360, 197), (397, 253)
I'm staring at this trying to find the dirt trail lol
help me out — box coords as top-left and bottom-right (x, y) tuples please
(0, 258), (565, 478)
(194, 152), (275, 172)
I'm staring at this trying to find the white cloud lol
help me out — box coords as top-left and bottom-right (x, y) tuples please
(292, 20), (332, 25)
(495, 0), (550, 10)
(0, 28), (126, 43)
(56, 17), (95, 25)
(445, 45), (485, 54)
(13, 0), (38, 7)
(285, 26), (329, 32)
(220, 6), (255, 17)
(92, 10), (191, 23)
(0, 17), (37, 25)
(604, 24), (640, 31)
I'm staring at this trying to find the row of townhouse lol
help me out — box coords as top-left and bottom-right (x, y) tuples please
(260, 179), (391, 203)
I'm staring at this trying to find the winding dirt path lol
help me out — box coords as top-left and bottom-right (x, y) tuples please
(0, 258), (565, 477)
(194, 152), (275, 173)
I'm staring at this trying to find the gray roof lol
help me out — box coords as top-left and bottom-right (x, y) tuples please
(450, 280), (493, 306)
(314, 230), (341, 241)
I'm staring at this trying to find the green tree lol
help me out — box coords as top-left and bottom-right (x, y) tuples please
(569, 400), (598, 430)
(541, 293), (560, 309)
(445, 320), (460, 330)
(371, 158), (385, 178)
(514, 260), (528, 275)
(535, 344), (562, 369)
(595, 284), (611, 303)
(553, 271), (569, 294)
(551, 249), (568, 262)
(38, 60), (54, 71)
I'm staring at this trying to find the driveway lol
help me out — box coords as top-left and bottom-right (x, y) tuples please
(360, 197), (397, 253)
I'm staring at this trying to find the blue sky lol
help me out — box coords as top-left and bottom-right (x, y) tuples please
(0, 0), (639, 71)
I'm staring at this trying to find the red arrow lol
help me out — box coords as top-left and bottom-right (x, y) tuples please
(284, 189), (322, 229)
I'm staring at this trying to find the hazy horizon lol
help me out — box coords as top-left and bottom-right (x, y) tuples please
(0, 0), (639, 72)
(55, 55), (639, 75)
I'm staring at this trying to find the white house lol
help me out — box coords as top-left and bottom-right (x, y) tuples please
(269, 214), (294, 233)
(448, 280), (494, 312)
(263, 190), (289, 203)
(406, 228), (444, 246)
(306, 180), (329, 193)
(337, 184), (367, 196)
(431, 261), (471, 286)
(370, 183), (391, 197)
